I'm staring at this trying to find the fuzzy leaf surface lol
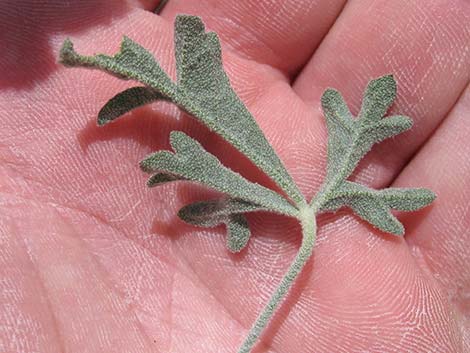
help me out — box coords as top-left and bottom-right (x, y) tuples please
(173, 15), (303, 204)
(178, 198), (262, 252)
(59, 37), (176, 99)
(226, 214), (251, 253)
(321, 88), (355, 178)
(315, 75), (435, 235)
(97, 86), (167, 125)
(358, 74), (397, 123)
(321, 85), (413, 180)
(140, 131), (298, 217)
(347, 115), (413, 175)
(146, 172), (185, 187)
(320, 181), (435, 235)
(59, 17), (303, 206)
(178, 198), (264, 227)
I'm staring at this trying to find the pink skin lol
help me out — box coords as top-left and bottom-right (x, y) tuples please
(1, 1), (469, 352)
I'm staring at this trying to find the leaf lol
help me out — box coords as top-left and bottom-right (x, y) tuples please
(362, 115), (413, 141)
(348, 115), (413, 172)
(59, 37), (177, 99)
(147, 172), (185, 187)
(358, 74), (397, 124)
(315, 74), (435, 235)
(178, 198), (263, 227)
(378, 187), (436, 211)
(320, 181), (435, 235)
(321, 88), (355, 177)
(140, 131), (298, 217)
(349, 196), (404, 235)
(98, 86), (168, 125)
(59, 17), (303, 205)
(173, 15), (303, 204)
(226, 214), (251, 253)
(320, 77), (413, 181)
(178, 198), (263, 253)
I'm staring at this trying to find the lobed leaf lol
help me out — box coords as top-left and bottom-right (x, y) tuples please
(173, 15), (303, 204)
(320, 181), (435, 235)
(315, 74), (426, 235)
(140, 131), (298, 217)
(320, 78), (412, 181)
(97, 86), (168, 125)
(59, 16), (438, 350)
(59, 37), (177, 99)
(59, 16), (303, 206)
(178, 198), (263, 252)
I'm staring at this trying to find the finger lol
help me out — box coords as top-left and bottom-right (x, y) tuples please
(159, 0), (347, 76)
(293, 0), (470, 190)
(392, 84), (470, 342)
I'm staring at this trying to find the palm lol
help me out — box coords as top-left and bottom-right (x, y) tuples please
(1, 1), (469, 352)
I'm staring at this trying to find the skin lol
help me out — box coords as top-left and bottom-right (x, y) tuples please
(1, 0), (469, 352)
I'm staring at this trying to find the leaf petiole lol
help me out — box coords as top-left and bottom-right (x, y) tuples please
(238, 207), (317, 353)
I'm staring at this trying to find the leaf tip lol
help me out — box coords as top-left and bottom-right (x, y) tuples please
(175, 14), (205, 32)
(169, 130), (191, 151)
(59, 38), (79, 66)
(421, 189), (437, 205)
(321, 88), (340, 104)
(387, 115), (414, 133)
(139, 155), (155, 173)
(97, 114), (110, 126)
(374, 74), (396, 90)
(402, 116), (414, 129)
(391, 224), (405, 236)
(384, 217), (405, 236)
(169, 130), (185, 141)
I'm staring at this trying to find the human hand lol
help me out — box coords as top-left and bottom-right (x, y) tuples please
(1, 1), (469, 352)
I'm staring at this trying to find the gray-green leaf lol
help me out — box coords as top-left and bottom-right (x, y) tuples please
(320, 181), (435, 235)
(59, 17), (303, 206)
(349, 196), (404, 235)
(320, 77), (413, 180)
(59, 37), (177, 99)
(178, 198), (263, 252)
(147, 172), (185, 187)
(98, 86), (167, 126)
(178, 198), (263, 227)
(173, 15), (303, 205)
(226, 214), (251, 253)
(321, 88), (355, 178)
(348, 115), (413, 173)
(378, 187), (436, 211)
(358, 74), (397, 124)
(141, 131), (298, 217)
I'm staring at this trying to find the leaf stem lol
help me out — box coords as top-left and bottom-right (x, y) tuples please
(237, 208), (317, 353)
